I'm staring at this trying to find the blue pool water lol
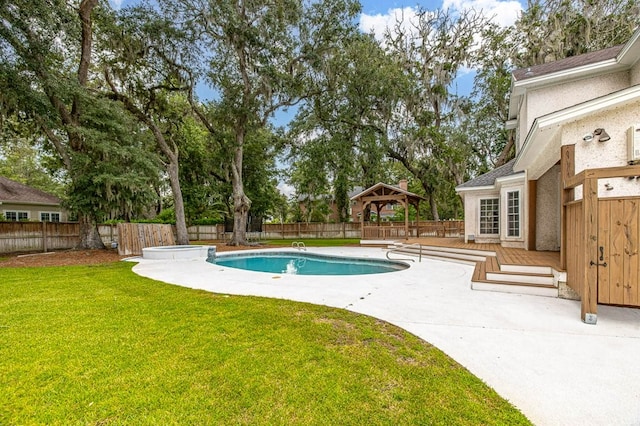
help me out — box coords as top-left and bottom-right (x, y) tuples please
(209, 252), (408, 275)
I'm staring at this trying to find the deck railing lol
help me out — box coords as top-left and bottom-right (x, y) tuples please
(362, 220), (464, 240)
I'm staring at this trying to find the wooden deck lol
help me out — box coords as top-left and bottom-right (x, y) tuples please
(407, 237), (563, 271)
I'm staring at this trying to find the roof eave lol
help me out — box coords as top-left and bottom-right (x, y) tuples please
(495, 172), (525, 185)
(0, 200), (62, 207)
(617, 28), (640, 67)
(455, 184), (496, 193)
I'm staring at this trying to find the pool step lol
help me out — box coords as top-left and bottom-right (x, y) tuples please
(387, 244), (558, 298)
(387, 243), (494, 264)
(472, 256), (558, 298)
(361, 239), (397, 247)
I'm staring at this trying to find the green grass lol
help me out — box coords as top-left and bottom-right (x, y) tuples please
(0, 263), (531, 425)
(263, 238), (361, 247)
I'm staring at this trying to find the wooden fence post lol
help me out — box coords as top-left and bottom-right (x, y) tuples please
(582, 177), (599, 324)
(42, 221), (48, 253)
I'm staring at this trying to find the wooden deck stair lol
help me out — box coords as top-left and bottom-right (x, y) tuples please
(388, 243), (559, 297)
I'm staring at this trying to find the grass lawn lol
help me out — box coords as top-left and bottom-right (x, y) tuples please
(0, 262), (531, 425)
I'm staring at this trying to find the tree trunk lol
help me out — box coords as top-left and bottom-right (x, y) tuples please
(495, 129), (515, 167)
(77, 213), (105, 249)
(429, 192), (440, 222)
(103, 70), (190, 246)
(229, 140), (251, 246)
(167, 161), (189, 245)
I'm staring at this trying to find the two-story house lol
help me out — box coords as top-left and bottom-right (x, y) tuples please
(457, 28), (640, 322)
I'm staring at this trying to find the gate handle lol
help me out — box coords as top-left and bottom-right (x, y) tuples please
(599, 246), (604, 261)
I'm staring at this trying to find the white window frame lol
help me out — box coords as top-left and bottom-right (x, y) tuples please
(479, 198), (499, 235)
(40, 212), (61, 222)
(506, 190), (521, 238)
(3, 210), (29, 221)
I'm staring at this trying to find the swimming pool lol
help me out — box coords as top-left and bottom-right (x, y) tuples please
(209, 251), (409, 275)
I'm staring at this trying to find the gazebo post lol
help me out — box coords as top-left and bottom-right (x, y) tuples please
(404, 196), (409, 240)
(361, 200), (369, 240)
(416, 201), (420, 238)
(376, 203), (382, 239)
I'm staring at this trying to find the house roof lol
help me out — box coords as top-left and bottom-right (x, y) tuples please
(0, 176), (61, 205)
(455, 159), (522, 191)
(508, 27), (640, 120)
(512, 45), (624, 82)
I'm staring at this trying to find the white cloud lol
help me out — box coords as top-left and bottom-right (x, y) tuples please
(359, 7), (421, 43)
(442, 0), (523, 27)
(109, 0), (123, 9)
(277, 182), (296, 198)
(359, 1), (523, 42)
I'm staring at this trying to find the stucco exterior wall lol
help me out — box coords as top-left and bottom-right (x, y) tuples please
(563, 99), (640, 200)
(630, 61), (640, 86)
(535, 165), (561, 251)
(525, 71), (630, 133)
(517, 100), (527, 152)
(1, 202), (67, 222)
(516, 72), (629, 151)
(461, 189), (500, 244)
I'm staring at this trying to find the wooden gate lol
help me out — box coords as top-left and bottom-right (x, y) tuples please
(597, 198), (640, 306)
(116, 223), (176, 256)
(561, 146), (640, 319)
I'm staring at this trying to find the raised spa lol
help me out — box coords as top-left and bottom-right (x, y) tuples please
(209, 251), (408, 275)
(142, 245), (212, 260)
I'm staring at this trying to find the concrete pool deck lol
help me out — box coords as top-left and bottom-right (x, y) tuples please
(131, 246), (640, 426)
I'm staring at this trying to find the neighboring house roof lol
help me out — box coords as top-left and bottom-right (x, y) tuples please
(0, 176), (61, 206)
(456, 159), (522, 191)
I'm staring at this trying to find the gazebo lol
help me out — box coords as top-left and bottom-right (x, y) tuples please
(350, 182), (425, 240)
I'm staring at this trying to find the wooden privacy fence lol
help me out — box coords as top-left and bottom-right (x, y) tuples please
(564, 201), (584, 300)
(186, 223), (363, 241)
(1, 220), (465, 254)
(116, 223), (175, 256)
(0, 222), (118, 254)
(261, 222), (361, 239)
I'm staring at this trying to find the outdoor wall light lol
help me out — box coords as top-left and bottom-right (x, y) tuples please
(593, 128), (611, 142)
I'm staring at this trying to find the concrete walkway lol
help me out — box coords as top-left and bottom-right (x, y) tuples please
(131, 247), (640, 426)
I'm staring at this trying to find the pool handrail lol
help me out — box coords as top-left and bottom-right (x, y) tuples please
(386, 243), (421, 263)
(292, 241), (307, 251)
